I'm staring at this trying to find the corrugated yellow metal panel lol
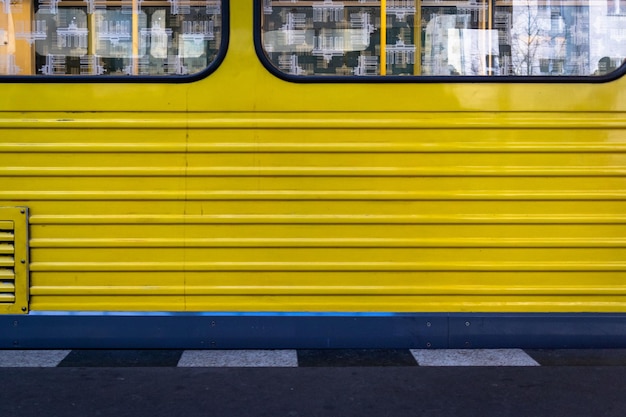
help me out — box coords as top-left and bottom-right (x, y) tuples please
(2, 112), (626, 127)
(182, 295), (626, 313)
(27, 224), (626, 242)
(28, 248), (626, 264)
(3, 117), (626, 313)
(28, 271), (626, 295)
(2, 134), (626, 153)
(29, 296), (185, 312)
(21, 200), (626, 222)
(26, 237), (626, 248)
(1, 151), (626, 175)
(0, 117), (626, 311)
(7, 177), (626, 192)
(2, 3), (626, 314)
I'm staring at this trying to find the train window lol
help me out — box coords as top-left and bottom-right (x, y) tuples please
(257, 0), (626, 79)
(0, 0), (225, 78)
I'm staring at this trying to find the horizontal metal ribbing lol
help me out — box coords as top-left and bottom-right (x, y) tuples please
(1, 166), (625, 176)
(3, 191), (626, 200)
(26, 285), (626, 296)
(28, 261), (626, 272)
(27, 237), (626, 248)
(0, 269), (15, 279)
(1, 112), (626, 129)
(0, 221), (14, 231)
(1, 142), (626, 153)
(0, 244), (15, 255)
(0, 257), (15, 268)
(0, 282), (15, 293)
(0, 294), (16, 303)
(29, 214), (626, 225)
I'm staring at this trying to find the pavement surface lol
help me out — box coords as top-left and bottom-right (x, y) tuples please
(1, 349), (626, 417)
(4, 348), (626, 368)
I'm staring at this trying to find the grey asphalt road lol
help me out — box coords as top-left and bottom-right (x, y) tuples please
(1, 366), (625, 417)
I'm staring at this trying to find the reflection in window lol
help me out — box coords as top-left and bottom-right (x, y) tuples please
(0, 0), (223, 76)
(608, 0), (626, 15)
(259, 0), (626, 77)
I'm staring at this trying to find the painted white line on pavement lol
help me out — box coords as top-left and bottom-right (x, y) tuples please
(410, 349), (540, 366)
(177, 349), (299, 367)
(0, 350), (71, 367)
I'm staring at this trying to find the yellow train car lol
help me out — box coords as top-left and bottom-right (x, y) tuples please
(1, 0), (626, 348)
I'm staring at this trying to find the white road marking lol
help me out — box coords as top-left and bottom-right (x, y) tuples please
(0, 349), (545, 367)
(410, 349), (540, 366)
(0, 350), (71, 367)
(177, 349), (299, 367)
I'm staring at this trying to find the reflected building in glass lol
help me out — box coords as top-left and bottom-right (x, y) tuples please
(259, 0), (626, 77)
(0, 0), (223, 76)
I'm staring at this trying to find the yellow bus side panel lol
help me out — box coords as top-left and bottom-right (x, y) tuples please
(1, 115), (625, 313)
(1, 4), (626, 313)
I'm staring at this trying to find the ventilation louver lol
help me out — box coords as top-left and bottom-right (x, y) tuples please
(0, 208), (29, 314)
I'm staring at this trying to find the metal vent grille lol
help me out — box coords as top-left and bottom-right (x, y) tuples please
(0, 208), (29, 314)
(0, 222), (16, 304)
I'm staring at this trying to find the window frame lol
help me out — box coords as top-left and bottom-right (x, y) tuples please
(0, 0), (229, 83)
(253, 0), (625, 83)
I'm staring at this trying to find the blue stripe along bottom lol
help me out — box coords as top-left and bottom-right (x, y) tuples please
(2, 312), (626, 349)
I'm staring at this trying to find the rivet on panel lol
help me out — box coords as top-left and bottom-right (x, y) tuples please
(426, 322), (431, 327)
(465, 321), (471, 327)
